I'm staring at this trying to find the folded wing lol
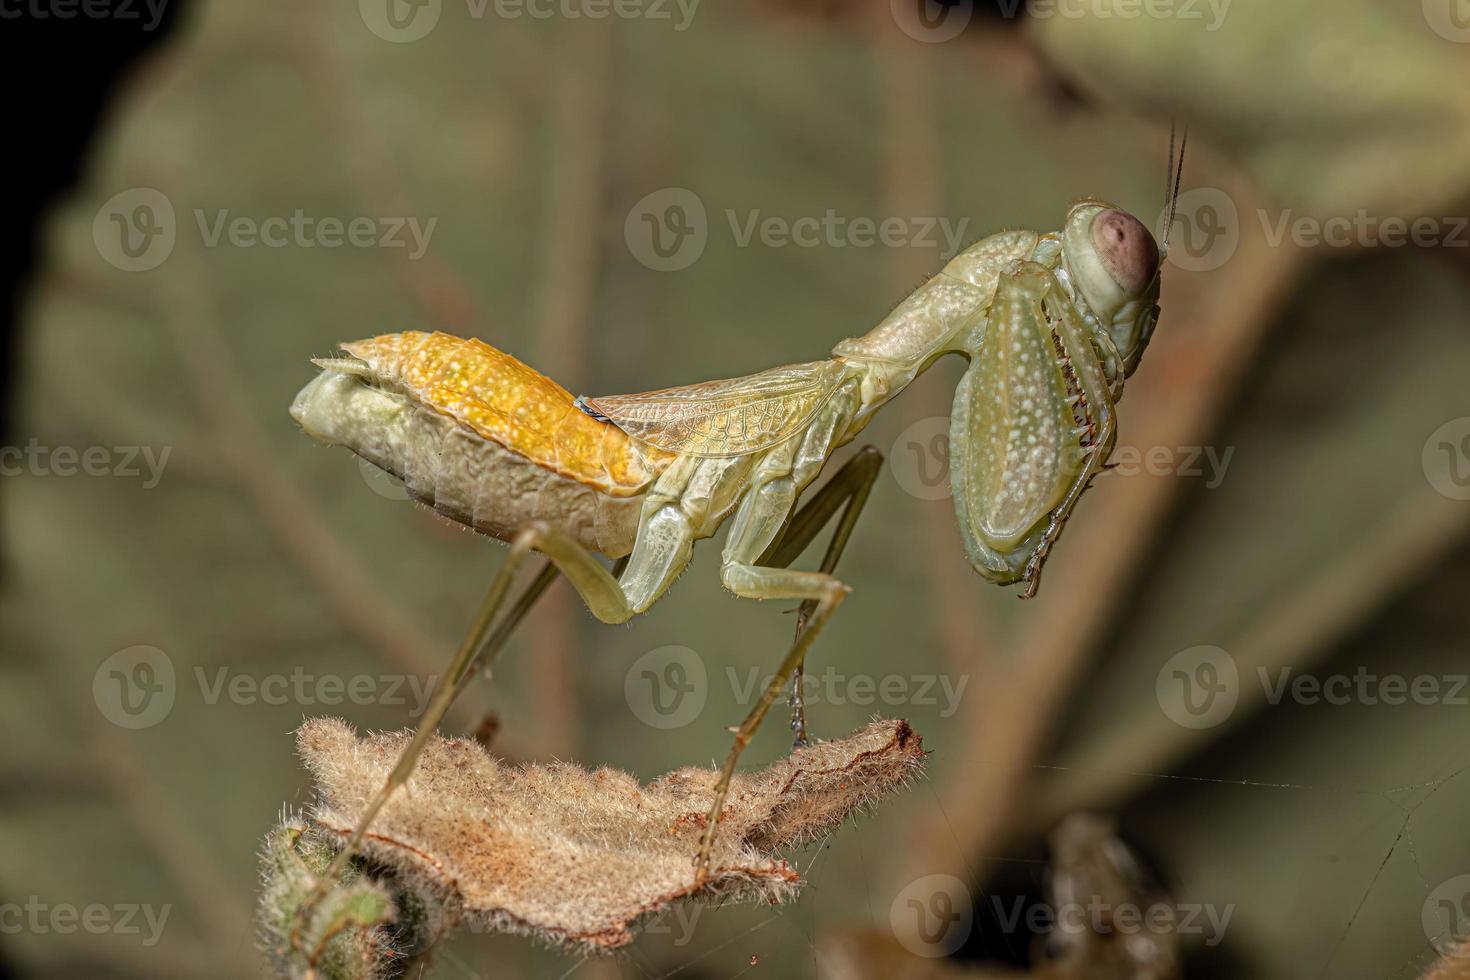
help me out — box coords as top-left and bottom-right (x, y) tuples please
(577, 360), (846, 458)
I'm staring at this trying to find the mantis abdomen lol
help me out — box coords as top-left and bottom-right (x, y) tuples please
(289, 343), (652, 558)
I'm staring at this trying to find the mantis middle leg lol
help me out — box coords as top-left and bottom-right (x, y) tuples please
(695, 444), (884, 880)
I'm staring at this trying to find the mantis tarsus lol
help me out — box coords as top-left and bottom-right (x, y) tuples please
(288, 161), (1179, 927)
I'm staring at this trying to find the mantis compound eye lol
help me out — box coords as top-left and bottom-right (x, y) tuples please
(1091, 208), (1159, 297)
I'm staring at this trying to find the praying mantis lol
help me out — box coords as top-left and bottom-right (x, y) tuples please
(287, 145), (1182, 930)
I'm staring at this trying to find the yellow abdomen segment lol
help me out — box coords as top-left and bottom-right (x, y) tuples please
(340, 331), (673, 497)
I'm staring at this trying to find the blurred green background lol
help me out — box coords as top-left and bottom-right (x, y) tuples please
(5, 0), (1470, 977)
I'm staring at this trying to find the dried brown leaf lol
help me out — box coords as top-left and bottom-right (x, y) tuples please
(298, 717), (924, 952)
(1422, 940), (1470, 980)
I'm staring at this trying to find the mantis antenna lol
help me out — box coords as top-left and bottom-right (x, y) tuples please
(1161, 120), (1189, 257)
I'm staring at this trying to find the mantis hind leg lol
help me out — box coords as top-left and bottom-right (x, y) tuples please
(292, 523), (634, 950)
(695, 445), (884, 882)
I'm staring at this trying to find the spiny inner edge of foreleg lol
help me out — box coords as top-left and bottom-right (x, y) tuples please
(1021, 326), (1101, 596)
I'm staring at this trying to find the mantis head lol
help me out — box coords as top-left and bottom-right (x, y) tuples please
(1061, 126), (1186, 381)
(1061, 200), (1163, 379)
